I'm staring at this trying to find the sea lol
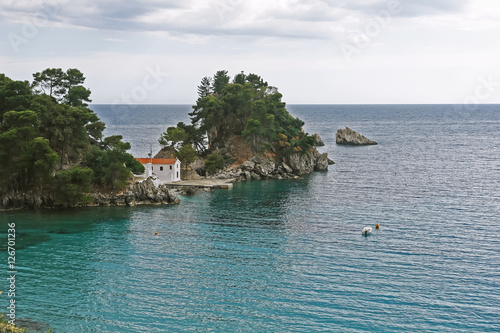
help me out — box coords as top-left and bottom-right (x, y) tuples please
(1, 104), (499, 332)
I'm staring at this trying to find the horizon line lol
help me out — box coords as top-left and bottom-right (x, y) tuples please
(89, 103), (500, 106)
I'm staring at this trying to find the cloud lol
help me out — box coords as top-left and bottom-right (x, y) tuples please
(398, 0), (469, 17)
(104, 37), (126, 42)
(339, 0), (469, 16)
(0, 0), (481, 43)
(2, 0), (500, 106)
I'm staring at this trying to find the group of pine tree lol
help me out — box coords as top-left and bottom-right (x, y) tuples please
(0, 68), (144, 205)
(159, 70), (316, 174)
(0, 68), (316, 206)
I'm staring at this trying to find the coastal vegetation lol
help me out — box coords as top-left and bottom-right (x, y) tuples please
(0, 69), (143, 206)
(158, 70), (318, 173)
(0, 69), (327, 209)
(0, 312), (53, 333)
(0, 318), (24, 333)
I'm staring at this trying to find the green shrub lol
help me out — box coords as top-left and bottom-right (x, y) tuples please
(175, 144), (197, 165)
(205, 152), (225, 174)
(55, 167), (93, 205)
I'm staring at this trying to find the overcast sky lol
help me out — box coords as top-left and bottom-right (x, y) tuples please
(1, 0), (499, 104)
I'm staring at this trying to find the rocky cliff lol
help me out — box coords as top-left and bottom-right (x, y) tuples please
(0, 179), (179, 211)
(197, 147), (330, 182)
(178, 131), (331, 182)
(313, 133), (325, 146)
(0, 190), (54, 211)
(91, 179), (180, 207)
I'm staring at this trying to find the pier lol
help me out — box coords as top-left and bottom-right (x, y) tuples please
(164, 179), (235, 190)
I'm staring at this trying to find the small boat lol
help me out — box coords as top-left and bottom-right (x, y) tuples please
(362, 227), (372, 235)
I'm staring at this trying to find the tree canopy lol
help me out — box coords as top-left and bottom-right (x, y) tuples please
(32, 68), (92, 106)
(0, 69), (143, 205)
(158, 70), (316, 173)
(187, 70), (314, 153)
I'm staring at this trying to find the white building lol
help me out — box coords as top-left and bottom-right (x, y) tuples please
(135, 158), (181, 183)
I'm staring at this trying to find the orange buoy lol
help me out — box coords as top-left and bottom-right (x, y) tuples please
(155, 231), (158, 235)
(375, 224), (380, 229)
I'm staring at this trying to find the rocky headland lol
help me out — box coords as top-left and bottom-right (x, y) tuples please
(0, 69), (333, 211)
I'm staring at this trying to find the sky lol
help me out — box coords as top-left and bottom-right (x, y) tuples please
(1, 0), (500, 104)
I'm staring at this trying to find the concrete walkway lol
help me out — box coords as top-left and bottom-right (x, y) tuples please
(165, 179), (235, 189)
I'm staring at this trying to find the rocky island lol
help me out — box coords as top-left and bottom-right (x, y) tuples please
(336, 127), (377, 145)
(152, 70), (330, 184)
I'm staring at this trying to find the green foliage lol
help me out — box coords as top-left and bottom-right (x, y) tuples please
(101, 135), (124, 150)
(176, 144), (197, 165)
(32, 68), (65, 97)
(241, 118), (262, 150)
(86, 120), (105, 145)
(233, 71), (246, 85)
(212, 70), (230, 94)
(158, 126), (188, 148)
(190, 94), (225, 135)
(176, 122), (206, 152)
(0, 311), (26, 332)
(0, 111), (47, 189)
(197, 76), (212, 98)
(83, 137), (144, 188)
(65, 85), (92, 107)
(82, 146), (105, 184)
(55, 167), (93, 205)
(0, 69), (140, 203)
(32, 68), (91, 106)
(205, 152), (225, 174)
(62, 68), (85, 90)
(26, 87), (102, 169)
(190, 70), (314, 154)
(289, 134), (316, 153)
(0, 76), (32, 123)
(21, 137), (60, 186)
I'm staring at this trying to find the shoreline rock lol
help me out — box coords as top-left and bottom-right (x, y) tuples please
(1, 145), (332, 211)
(90, 179), (180, 207)
(196, 147), (330, 183)
(0, 178), (180, 211)
(313, 133), (325, 146)
(336, 127), (377, 145)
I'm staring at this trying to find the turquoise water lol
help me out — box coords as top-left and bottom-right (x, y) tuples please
(1, 105), (500, 332)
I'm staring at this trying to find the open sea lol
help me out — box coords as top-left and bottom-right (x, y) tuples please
(1, 104), (499, 332)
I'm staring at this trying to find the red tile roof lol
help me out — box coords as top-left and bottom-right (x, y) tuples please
(135, 158), (178, 165)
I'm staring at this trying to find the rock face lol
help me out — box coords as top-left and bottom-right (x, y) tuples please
(198, 145), (330, 183)
(154, 146), (177, 159)
(285, 152), (315, 174)
(92, 179), (180, 207)
(241, 160), (255, 171)
(252, 156), (276, 176)
(181, 166), (202, 180)
(336, 127), (377, 145)
(285, 149), (329, 174)
(0, 179), (180, 211)
(201, 147), (329, 183)
(182, 129), (331, 182)
(0, 190), (54, 211)
(313, 150), (329, 171)
(190, 158), (205, 173)
(313, 133), (325, 146)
